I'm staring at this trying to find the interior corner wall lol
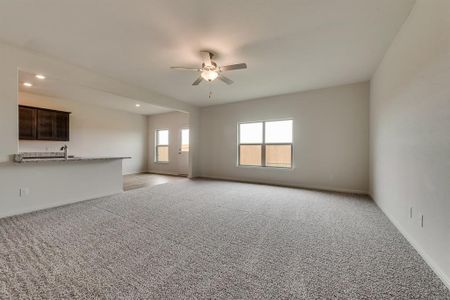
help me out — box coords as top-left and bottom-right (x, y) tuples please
(370, 0), (450, 287)
(147, 111), (189, 175)
(199, 82), (370, 193)
(0, 54), (19, 162)
(18, 92), (148, 175)
(187, 109), (201, 178)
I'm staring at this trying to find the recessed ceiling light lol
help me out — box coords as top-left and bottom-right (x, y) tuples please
(35, 74), (46, 80)
(135, 104), (141, 107)
(23, 82), (32, 87)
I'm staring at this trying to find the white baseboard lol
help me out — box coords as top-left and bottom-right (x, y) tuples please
(0, 190), (122, 219)
(371, 194), (450, 290)
(122, 169), (148, 176)
(200, 175), (369, 195)
(147, 170), (187, 176)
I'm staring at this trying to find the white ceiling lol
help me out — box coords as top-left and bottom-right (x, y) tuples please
(0, 0), (415, 106)
(18, 71), (173, 115)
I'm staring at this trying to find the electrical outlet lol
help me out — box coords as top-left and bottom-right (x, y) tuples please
(415, 210), (424, 228)
(19, 188), (30, 197)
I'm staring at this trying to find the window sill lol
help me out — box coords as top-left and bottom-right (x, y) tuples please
(236, 165), (294, 170)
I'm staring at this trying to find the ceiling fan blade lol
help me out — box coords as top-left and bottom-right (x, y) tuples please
(200, 51), (212, 66)
(170, 66), (201, 71)
(219, 75), (233, 85)
(192, 76), (203, 86)
(220, 63), (247, 72)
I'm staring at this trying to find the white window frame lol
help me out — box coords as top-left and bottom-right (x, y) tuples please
(238, 119), (293, 169)
(155, 129), (169, 163)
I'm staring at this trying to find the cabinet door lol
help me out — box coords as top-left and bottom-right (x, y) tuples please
(55, 112), (69, 141)
(19, 106), (37, 140)
(37, 109), (55, 140)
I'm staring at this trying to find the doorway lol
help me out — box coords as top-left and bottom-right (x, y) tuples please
(148, 111), (190, 176)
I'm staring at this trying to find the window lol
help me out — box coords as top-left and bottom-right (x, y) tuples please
(238, 120), (292, 168)
(181, 129), (189, 152)
(155, 129), (169, 162)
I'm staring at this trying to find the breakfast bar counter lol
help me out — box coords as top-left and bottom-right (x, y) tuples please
(14, 156), (131, 163)
(13, 152), (130, 163)
(1, 153), (129, 218)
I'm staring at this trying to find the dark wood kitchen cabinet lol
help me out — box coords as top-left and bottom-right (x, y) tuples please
(19, 105), (70, 141)
(19, 106), (37, 140)
(54, 111), (70, 140)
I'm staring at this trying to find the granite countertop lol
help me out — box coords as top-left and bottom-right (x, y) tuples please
(14, 152), (130, 163)
(15, 157), (131, 163)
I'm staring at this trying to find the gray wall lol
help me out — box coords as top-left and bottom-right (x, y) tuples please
(199, 82), (369, 193)
(370, 0), (450, 287)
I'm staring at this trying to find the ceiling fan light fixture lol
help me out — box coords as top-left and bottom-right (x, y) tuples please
(201, 70), (219, 82)
(171, 51), (247, 87)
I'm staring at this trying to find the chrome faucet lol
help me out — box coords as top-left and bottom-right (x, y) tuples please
(60, 145), (68, 160)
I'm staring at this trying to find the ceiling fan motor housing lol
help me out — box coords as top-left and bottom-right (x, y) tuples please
(202, 61), (218, 70)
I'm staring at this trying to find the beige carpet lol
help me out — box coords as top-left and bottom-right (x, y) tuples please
(1, 180), (449, 299)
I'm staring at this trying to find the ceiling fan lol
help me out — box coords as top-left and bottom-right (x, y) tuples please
(170, 51), (247, 86)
